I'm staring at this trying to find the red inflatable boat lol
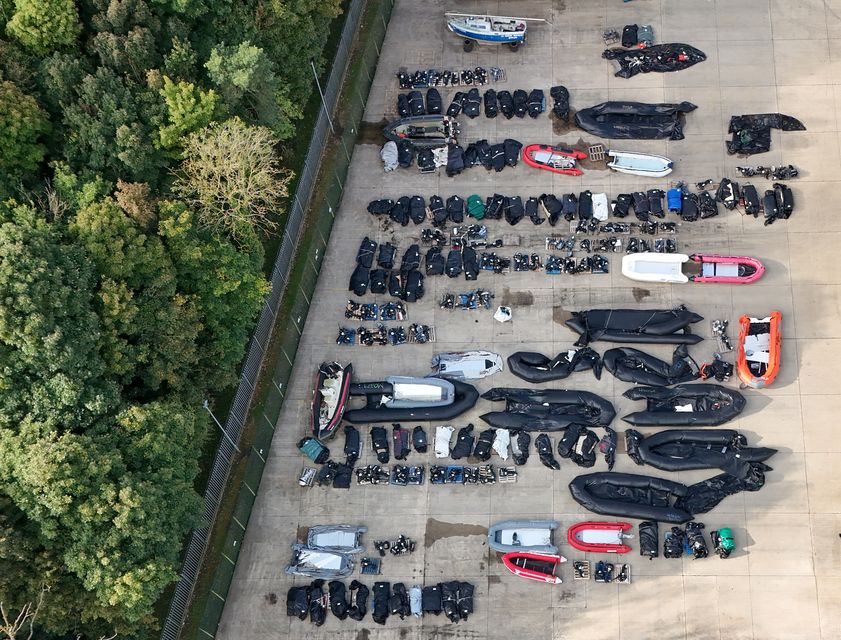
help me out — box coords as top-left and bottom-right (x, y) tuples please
(522, 144), (587, 176)
(688, 254), (765, 284)
(501, 551), (566, 584)
(567, 521), (632, 554)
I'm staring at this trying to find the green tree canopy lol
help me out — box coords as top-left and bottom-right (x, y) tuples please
(0, 81), (49, 196)
(5, 0), (81, 55)
(157, 75), (218, 152)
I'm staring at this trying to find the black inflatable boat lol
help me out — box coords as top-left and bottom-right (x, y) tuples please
(566, 307), (704, 346)
(344, 376), (478, 423)
(626, 429), (777, 473)
(621, 383), (745, 426)
(569, 468), (768, 523)
(574, 101), (697, 140)
(602, 345), (699, 386)
(479, 388), (615, 431)
(507, 348), (602, 383)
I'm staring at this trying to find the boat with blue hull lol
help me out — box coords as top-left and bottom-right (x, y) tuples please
(445, 13), (546, 51)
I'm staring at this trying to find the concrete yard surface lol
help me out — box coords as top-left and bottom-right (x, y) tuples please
(217, 0), (841, 638)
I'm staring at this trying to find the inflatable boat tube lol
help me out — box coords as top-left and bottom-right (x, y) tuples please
(479, 388), (616, 431)
(566, 521), (632, 554)
(602, 345), (699, 386)
(501, 552), (566, 584)
(344, 378), (478, 423)
(625, 429), (777, 474)
(574, 101), (697, 141)
(621, 383), (745, 426)
(736, 312), (782, 389)
(507, 348), (602, 383)
(566, 307), (704, 346)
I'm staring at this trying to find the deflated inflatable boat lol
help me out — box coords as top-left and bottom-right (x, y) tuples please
(311, 362), (353, 440)
(621, 383), (745, 426)
(480, 388), (616, 431)
(574, 101), (697, 140)
(344, 377), (478, 423)
(383, 115), (460, 147)
(507, 348), (602, 383)
(569, 468), (769, 523)
(566, 306), (704, 346)
(602, 345), (699, 386)
(737, 312), (782, 389)
(626, 429), (776, 474)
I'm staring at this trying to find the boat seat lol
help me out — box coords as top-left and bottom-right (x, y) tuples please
(744, 333), (771, 363)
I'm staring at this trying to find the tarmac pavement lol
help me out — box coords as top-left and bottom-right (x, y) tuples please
(217, 1), (841, 638)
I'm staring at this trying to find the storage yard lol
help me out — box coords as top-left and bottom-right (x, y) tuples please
(217, 1), (841, 638)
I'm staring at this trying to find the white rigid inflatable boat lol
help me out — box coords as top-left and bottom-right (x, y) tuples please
(607, 150), (673, 178)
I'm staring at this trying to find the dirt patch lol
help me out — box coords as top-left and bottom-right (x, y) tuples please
(424, 518), (487, 548)
(551, 109), (576, 135)
(632, 287), (651, 302)
(358, 119), (389, 145)
(552, 306), (571, 324)
(558, 590), (576, 601)
(264, 592), (277, 605)
(488, 575), (501, 584)
(356, 629), (370, 640)
(554, 0), (566, 10)
(501, 288), (534, 306)
(296, 525), (307, 542)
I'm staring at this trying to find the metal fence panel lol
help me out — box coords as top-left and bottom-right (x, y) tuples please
(159, 1), (394, 639)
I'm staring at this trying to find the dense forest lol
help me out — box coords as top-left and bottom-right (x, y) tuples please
(0, 0), (341, 637)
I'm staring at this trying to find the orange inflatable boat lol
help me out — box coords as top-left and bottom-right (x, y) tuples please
(736, 312), (782, 389)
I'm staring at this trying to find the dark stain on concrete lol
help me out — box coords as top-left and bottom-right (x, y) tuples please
(632, 287), (651, 302)
(488, 575), (501, 584)
(358, 119), (389, 145)
(558, 590), (576, 601)
(553, 306), (571, 324)
(501, 287), (534, 306)
(425, 518), (487, 548)
(554, 0), (567, 11)
(264, 592), (277, 605)
(296, 525), (307, 542)
(356, 629), (370, 640)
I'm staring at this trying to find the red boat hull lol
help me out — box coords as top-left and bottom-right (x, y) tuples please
(567, 521), (632, 554)
(501, 551), (564, 584)
(522, 144), (586, 176)
(689, 254), (765, 284)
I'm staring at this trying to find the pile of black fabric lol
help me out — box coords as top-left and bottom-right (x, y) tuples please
(602, 345), (699, 386)
(550, 85), (570, 121)
(372, 581), (390, 625)
(463, 138), (522, 171)
(286, 586), (309, 619)
(621, 383), (746, 427)
(603, 43), (707, 78)
(556, 423), (600, 468)
(508, 348), (602, 383)
(575, 101), (697, 140)
(396, 88), (442, 117)
(307, 580), (327, 626)
(480, 388), (616, 431)
(763, 182), (794, 225)
(626, 428), (777, 474)
(639, 521), (658, 559)
(726, 113), (805, 155)
(329, 580), (349, 620)
(664, 527), (685, 558)
(348, 237), (376, 296)
(535, 433), (560, 470)
(450, 424), (475, 459)
(442, 581), (473, 622)
(510, 430), (531, 465)
(473, 428), (496, 461)
(389, 583), (411, 619)
(348, 580), (369, 620)
(686, 522), (708, 559)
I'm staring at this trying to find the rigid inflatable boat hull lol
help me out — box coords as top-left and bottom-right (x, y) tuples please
(736, 312), (782, 389)
(501, 551), (566, 584)
(567, 521), (632, 553)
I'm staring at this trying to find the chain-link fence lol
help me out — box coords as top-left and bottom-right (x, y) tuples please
(160, 1), (394, 638)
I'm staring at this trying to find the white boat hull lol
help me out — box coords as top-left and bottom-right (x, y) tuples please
(622, 253), (690, 284)
(607, 150), (674, 178)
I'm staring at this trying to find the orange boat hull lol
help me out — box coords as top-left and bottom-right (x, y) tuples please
(736, 312), (781, 389)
